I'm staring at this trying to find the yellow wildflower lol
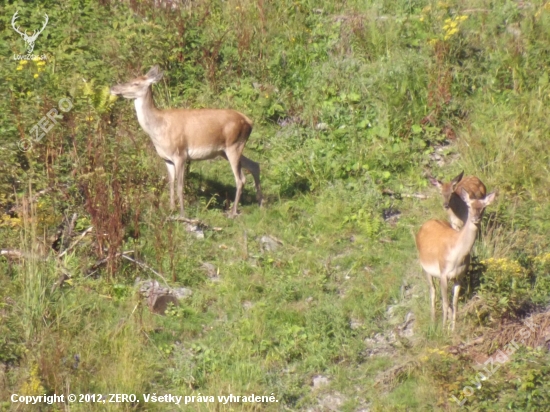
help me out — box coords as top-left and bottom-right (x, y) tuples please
(37, 61), (46, 66)
(20, 364), (45, 396)
(32, 56), (41, 62)
(16, 66), (23, 71)
(459, 15), (469, 21)
(19, 60), (29, 65)
(33, 73), (39, 78)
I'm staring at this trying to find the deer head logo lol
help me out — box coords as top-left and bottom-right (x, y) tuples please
(11, 11), (49, 55)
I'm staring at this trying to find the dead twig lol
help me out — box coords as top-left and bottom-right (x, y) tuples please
(167, 216), (201, 224)
(86, 250), (134, 278)
(448, 337), (485, 355)
(0, 249), (26, 260)
(382, 189), (429, 199)
(121, 254), (170, 287)
(401, 193), (429, 199)
(58, 226), (93, 258)
(62, 213), (78, 250)
(461, 8), (491, 13)
(166, 215), (223, 231)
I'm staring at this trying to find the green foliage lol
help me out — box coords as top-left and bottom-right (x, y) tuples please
(532, 253), (550, 306)
(477, 258), (532, 318)
(456, 348), (550, 411)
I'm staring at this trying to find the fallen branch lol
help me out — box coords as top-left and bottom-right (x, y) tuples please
(382, 189), (429, 199)
(58, 226), (93, 258)
(167, 216), (201, 224)
(62, 213), (78, 250)
(120, 254), (170, 287)
(461, 8), (491, 13)
(86, 250), (168, 287)
(401, 193), (429, 199)
(448, 337), (485, 355)
(0, 249), (26, 260)
(86, 250), (134, 278)
(166, 215), (222, 231)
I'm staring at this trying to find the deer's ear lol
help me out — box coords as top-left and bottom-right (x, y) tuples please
(483, 192), (496, 206)
(145, 65), (163, 83)
(459, 187), (471, 203)
(451, 171), (464, 188)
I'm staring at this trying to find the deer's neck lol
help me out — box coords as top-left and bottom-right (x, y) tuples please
(134, 87), (165, 139)
(451, 215), (479, 260)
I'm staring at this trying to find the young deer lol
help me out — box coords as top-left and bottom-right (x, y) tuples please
(430, 171), (487, 230)
(110, 65), (263, 217)
(416, 189), (495, 330)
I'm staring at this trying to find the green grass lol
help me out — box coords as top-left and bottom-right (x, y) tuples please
(1, 0), (550, 410)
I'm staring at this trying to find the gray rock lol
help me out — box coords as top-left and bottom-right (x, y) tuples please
(173, 287), (193, 300)
(136, 278), (192, 315)
(260, 235), (282, 252)
(201, 262), (220, 281)
(312, 375), (330, 389)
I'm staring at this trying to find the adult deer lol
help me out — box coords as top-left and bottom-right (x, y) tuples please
(110, 65), (263, 217)
(416, 188), (495, 330)
(429, 171), (487, 230)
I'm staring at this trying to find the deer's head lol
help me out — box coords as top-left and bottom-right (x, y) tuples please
(110, 66), (164, 99)
(429, 171), (464, 209)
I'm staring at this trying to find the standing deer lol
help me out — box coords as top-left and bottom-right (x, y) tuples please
(430, 171), (487, 230)
(110, 65), (263, 217)
(11, 11), (49, 55)
(416, 189), (495, 330)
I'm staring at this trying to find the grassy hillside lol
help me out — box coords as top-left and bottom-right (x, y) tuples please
(1, 0), (550, 410)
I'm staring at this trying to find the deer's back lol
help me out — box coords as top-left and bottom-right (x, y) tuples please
(455, 176), (486, 199)
(162, 108), (253, 149)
